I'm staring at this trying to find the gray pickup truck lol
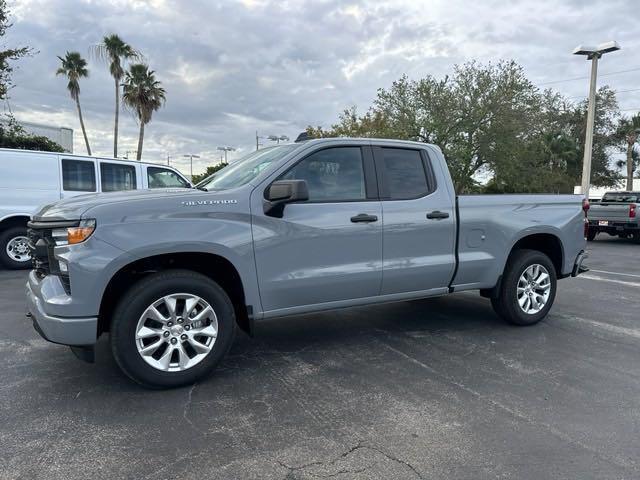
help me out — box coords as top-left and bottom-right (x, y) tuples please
(26, 138), (588, 388)
(587, 191), (639, 242)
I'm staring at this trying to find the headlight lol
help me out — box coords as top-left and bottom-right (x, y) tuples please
(52, 219), (96, 246)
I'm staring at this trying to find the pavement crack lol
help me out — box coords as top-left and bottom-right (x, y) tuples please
(182, 382), (203, 434)
(277, 441), (423, 479)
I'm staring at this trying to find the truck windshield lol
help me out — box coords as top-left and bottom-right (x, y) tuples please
(198, 144), (298, 191)
(601, 192), (639, 203)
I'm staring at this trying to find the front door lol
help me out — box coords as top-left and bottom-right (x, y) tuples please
(252, 145), (383, 314)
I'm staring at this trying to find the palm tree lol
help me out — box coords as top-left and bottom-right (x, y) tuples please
(616, 114), (640, 190)
(122, 64), (166, 160)
(91, 34), (140, 157)
(56, 52), (91, 155)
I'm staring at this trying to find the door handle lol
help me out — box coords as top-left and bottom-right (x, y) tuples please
(426, 210), (449, 220)
(351, 213), (378, 223)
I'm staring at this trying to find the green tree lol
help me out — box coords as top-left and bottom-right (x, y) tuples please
(615, 113), (640, 190)
(122, 64), (165, 160)
(309, 61), (619, 193)
(92, 34), (140, 157)
(1, 0), (34, 132)
(56, 51), (91, 155)
(191, 162), (228, 185)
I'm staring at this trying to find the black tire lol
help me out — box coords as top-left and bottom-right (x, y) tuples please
(0, 226), (31, 269)
(110, 269), (236, 388)
(491, 249), (557, 326)
(586, 229), (597, 242)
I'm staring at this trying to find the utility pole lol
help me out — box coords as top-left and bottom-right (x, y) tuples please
(573, 41), (621, 199)
(581, 56), (598, 198)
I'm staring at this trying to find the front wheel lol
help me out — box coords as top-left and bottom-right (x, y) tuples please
(491, 249), (557, 326)
(0, 226), (31, 269)
(110, 270), (237, 388)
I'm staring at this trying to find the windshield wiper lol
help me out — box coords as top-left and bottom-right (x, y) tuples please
(195, 186), (208, 191)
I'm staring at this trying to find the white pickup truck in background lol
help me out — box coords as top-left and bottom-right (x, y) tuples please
(0, 148), (192, 269)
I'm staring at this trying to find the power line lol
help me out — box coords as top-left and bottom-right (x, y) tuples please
(568, 87), (640, 100)
(536, 67), (640, 86)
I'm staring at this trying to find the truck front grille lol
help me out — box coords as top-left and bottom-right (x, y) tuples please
(27, 219), (78, 295)
(27, 228), (52, 279)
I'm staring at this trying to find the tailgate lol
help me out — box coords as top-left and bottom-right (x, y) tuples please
(589, 204), (632, 221)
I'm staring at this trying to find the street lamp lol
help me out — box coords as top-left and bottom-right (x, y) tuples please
(217, 146), (235, 163)
(256, 132), (289, 150)
(573, 40), (621, 198)
(183, 154), (200, 180)
(267, 135), (289, 144)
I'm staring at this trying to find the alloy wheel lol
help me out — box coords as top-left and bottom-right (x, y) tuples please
(135, 293), (218, 372)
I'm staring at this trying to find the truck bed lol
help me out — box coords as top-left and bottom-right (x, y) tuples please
(453, 194), (585, 290)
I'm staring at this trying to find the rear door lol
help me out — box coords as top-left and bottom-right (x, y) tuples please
(252, 144), (383, 314)
(374, 146), (456, 295)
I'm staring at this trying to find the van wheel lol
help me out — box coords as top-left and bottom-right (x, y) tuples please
(586, 230), (597, 241)
(491, 249), (557, 326)
(0, 226), (31, 269)
(110, 270), (236, 389)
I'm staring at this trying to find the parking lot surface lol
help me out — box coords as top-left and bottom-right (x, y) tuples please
(1, 238), (639, 479)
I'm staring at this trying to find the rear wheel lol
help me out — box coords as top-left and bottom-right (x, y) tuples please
(491, 249), (557, 326)
(586, 229), (597, 241)
(0, 226), (31, 269)
(110, 270), (236, 388)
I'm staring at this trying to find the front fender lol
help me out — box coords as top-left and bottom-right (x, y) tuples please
(93, 216), (260, 313)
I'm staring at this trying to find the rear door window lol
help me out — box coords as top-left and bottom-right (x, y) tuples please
(61, 159), (96, 192)
(381, 148), (431, 200)
(100, 162), (137, 192)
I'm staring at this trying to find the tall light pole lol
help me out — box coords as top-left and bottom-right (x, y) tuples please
(183, 154), (200, 180)
(573, 41), (621, 198)
(217, 146), (235, 163)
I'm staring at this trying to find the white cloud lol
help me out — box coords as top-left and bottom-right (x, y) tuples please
(7, 0), (640, 176)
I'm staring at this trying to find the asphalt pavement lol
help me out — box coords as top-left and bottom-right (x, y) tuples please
(0, 237), (639, 479)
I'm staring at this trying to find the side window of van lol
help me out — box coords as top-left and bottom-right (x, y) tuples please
(147, 167), (189, 188)
(62, 159), (96, 192)
(100, 163), (137, 192)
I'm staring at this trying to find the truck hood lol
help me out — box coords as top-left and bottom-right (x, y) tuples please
(33, 188), (199, 220)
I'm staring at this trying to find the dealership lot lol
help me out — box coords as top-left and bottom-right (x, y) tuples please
(0, 238), (639, 479)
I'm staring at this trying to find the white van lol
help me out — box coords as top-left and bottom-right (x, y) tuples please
(0, 148), (192, 269)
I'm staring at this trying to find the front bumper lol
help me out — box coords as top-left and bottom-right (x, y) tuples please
(26, 277), (97, 346)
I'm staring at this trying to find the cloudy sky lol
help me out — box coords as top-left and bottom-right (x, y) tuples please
(7, 0), (640, 175)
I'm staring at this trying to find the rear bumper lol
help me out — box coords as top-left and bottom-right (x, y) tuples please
(571, 250), (588, 277)
(588, 220), (639, 232)
(26, 278), (97, 346)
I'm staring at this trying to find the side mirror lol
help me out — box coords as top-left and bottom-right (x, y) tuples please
(263, 179), (309, 217)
